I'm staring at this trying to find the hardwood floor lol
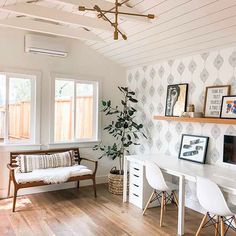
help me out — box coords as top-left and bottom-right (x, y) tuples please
(0, 184), (235, 236)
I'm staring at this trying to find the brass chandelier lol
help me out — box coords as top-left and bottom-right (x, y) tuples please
(78, 0), (155, 40)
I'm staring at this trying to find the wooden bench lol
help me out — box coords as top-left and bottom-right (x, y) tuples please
(7, 148), (98, 212)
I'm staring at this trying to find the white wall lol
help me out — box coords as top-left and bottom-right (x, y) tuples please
(0, 28), (126, 198)
(127, 46), (236, 211)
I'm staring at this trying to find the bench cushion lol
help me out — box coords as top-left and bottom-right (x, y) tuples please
(16, 150), (76, 173)
(15, 165), (93, 184)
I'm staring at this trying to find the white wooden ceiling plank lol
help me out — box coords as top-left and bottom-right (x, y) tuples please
(104, 8), (236, 58)
(122, 35), (236, 67)
(0, 17), (103, 41)
(90, 0), (220, 50)
(1, 2), (113, 31)
(94, 0), (236, 53)
(126, 40), (236, 68)
(117, 26), (236, 64)
(111, 16), (236, 60)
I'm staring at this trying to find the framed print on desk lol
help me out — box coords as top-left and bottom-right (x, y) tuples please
(203, 85), (230, 118)
(220, 96), (236, 119)
(178, 134), (209, 164)
(165, 83), (188, 117)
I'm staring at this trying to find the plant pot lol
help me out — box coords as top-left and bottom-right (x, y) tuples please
(108, 173), (124, 195)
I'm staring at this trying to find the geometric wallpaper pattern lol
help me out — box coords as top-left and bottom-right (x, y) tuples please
(127, 46), (236, 209)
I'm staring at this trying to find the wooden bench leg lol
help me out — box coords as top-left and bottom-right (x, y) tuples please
(13, 187), (18, 212)
(92, 178), (97, 198)
(7, 172), (11, 198)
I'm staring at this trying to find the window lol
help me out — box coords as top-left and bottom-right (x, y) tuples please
(0, 72), (37, 144)
(53, 77), (98, 143)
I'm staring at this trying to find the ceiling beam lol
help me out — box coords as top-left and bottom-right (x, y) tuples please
(48, 0), (151, 23)
(0, 18), (103, 41)
(1, 3), (113, 31)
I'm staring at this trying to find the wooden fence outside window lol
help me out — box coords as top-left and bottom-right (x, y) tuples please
(0, 96), (93, 142)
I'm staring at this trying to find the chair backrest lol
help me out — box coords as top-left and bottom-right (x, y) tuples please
(196, 176), (233, 216)
(145, 161), (168, 191)
(10, 148), (80, 167)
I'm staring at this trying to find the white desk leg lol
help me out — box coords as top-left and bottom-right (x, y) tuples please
(123, 157), (128, 203)
(178, 175), (185, 236)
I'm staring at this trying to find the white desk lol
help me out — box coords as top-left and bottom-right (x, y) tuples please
(123, 154), (236, 236)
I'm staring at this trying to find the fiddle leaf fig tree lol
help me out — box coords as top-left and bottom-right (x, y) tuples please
(93, 87), (147, 174)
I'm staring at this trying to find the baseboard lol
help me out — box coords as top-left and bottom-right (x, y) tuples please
(0, 175), (108, 199)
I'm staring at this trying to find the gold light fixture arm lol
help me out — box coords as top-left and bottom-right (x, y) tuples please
(79, 7), (155, 19)
(93, 5), (127, 40)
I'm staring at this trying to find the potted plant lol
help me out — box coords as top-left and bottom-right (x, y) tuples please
(93, 87), (146, 194)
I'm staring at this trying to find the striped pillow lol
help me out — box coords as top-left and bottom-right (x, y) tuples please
(16, 150), (76, 173)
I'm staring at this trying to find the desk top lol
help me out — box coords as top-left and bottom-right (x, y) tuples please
(125, 154), (236, 194)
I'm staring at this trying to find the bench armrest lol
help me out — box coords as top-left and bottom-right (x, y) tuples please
(7, 164), (17, 183)
(80, 158), (98, 175)
(7, 164), (15, 171)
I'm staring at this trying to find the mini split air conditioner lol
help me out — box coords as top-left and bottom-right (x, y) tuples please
(25, 34), (69, 57)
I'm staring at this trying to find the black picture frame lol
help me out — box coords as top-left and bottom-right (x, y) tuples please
(165, 83), (188, 117)
(220, 95), (236, 119)
(178, 134), (209, 164)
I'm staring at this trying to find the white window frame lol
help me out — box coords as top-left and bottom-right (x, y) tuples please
(50, 73), (100, 144)
(0, 70), (41, 146)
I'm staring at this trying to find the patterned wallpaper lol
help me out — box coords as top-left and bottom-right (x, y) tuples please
(127, 46), (236, 210)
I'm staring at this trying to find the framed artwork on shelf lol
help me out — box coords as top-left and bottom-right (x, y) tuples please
(165, 83), (188, 117)
(220, 96), (236, 119)
(178, 134), (209, 164)
(203, 85), (231, 118)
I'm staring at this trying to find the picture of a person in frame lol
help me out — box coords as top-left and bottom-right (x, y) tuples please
(165, 83), (188, 116)
(166, 85), (180, 116)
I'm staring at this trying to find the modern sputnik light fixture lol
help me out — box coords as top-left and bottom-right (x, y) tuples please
(78, 0), (155, 40)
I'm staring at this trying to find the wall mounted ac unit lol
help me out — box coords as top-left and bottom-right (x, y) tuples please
(25, 34), (69, 57)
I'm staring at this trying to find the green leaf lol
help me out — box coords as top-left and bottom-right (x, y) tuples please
(129, 98), (138, 103)
(102, 100), (106, 106)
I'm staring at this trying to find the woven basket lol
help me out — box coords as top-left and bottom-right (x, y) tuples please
(108, 173), (124, 195)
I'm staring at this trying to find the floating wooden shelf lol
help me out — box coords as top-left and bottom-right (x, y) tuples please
(153, 116), (236, 125)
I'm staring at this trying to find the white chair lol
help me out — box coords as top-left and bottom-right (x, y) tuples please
(142, 161), (178, 227)
(196, 176), (236, 236)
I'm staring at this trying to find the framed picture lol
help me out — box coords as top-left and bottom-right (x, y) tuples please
(178, 134), (209, 164)
(220, 96), (236, 119)
(165, 83), (188, 117)
(203, 85), (230, 118)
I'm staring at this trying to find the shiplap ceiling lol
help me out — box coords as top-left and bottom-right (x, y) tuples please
(0, 0), (236, 68)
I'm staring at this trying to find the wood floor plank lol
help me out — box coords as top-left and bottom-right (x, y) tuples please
(0, 184), (235, 236)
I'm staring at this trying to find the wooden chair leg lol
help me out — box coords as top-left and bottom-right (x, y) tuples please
(173, 191), (178, 206)
(12, 187), (18, 212)
(163, 192), (166, 211)
(196, 213), (208, 236)
(160, 191), (165, 227)
(142, 190), (155, 215)
(7, 172), (11, 198)
(220, 217), (224, 236)
(92, 178), (97, 198)
(215, 216), (219, 236)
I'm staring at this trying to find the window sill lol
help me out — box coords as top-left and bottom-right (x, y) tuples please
(0, 143), (42, 151)
(48, 140), (101, 149)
